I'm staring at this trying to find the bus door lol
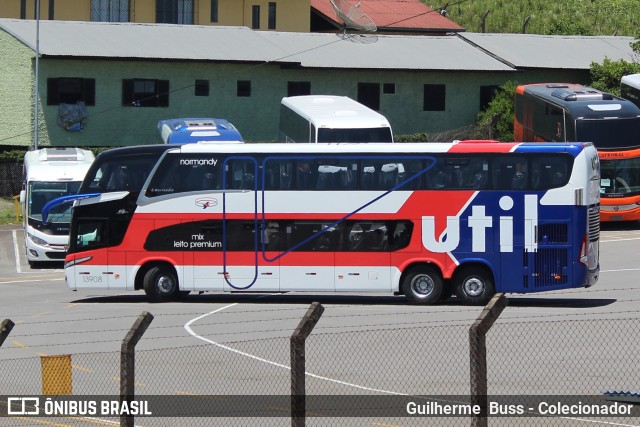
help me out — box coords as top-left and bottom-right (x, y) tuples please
(222, 157), (279, 291)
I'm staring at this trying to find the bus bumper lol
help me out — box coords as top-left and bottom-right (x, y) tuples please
(586, 263), (600, 288)
(600, 203), (640, 222)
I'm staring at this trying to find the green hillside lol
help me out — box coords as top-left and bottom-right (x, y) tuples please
(425, 0), (640, 36)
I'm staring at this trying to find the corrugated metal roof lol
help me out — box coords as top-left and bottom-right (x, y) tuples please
(260, 31), (513, 71)
(310, 0), (464, 32)
(2, 20), (635, 72)
(0, 19), (295, 63)
(460, 33), (637, 70)
(0, 19), (513, 72)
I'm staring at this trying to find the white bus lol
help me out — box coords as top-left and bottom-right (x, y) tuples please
(621, 74), (640, 108)
(20, 147), (95, 266)
(279, 95), (394, 143)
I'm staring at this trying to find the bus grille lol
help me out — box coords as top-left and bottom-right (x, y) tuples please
(537, 224), (568, 244)
(588, 205), (600, 242)
(531, 248), (568, 287)
(45, 252), (67, 260)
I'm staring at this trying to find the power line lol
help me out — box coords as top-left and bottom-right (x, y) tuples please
(1, 1), (467, 145)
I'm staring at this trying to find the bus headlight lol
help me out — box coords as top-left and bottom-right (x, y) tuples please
(26, 232), (48, 246)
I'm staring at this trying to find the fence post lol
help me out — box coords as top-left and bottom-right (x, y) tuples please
(470, 293), (507, 427)
(0, 319), (15, 347)
(291, 302), (324, 427)
(120, 312), (154, 427)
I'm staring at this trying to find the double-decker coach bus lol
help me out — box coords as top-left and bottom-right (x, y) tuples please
(514, 83), (640, 222)
(65, 141), (600, 305)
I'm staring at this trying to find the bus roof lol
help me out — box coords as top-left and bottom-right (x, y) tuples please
(280, 95), (391, 129)
(23, 148), (95, 182)
(519, 83), (640, 119)
(158, 118), (244, 144)
(174, 141), (591, 156)
(621, 74), (640, 90)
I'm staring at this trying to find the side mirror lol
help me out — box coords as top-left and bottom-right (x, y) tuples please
(19, 190), (25, 204)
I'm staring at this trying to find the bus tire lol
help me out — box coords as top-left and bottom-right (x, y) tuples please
(143, 266), (179, 302)
(401, 266), (442, 304)
(454, 266), (495, 306)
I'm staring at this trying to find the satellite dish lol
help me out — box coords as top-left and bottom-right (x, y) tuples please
(330, 0), (377, 33)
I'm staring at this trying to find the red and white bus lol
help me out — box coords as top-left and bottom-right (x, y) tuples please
(514, 83), (640, 222)
(65, 141), (600, 305)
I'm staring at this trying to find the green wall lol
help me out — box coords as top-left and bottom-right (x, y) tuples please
(0, 31), (40, 147)
(1, 40), (592, 147)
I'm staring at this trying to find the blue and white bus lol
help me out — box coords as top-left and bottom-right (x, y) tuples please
(158, 118), (244, 144)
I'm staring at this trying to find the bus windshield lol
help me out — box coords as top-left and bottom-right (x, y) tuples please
(28, 181), (82, 224)
(599, 157), (640, 197)
(575, 117), (640, 149)
(317, 127), (394, 143)
(80, 153), (162, 193)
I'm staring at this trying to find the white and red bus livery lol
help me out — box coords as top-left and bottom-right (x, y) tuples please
(65, 141), (600, 305)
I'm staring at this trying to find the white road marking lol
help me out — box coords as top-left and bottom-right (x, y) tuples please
(184, 304), (638, 426)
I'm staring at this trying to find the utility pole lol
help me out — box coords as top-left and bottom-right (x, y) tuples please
(33, 0), (41, 150)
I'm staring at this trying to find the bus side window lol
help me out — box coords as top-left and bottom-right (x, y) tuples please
(492, 157), (526, 190)
(264, 161), (293, 190)
(296, 161), (314, 190)
(361, 166), (376, 189)
(532, 156), (569, 189)
(388, 221), (413, 251)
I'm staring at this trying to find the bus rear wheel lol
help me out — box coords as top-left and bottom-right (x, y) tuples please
(143, 265), (180, 302)
(453, 266), (495, 306)
(401, 266), (442, 305)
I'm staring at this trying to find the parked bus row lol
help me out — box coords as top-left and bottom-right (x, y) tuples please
(64, 141), (600, 305)
(514, 82), (640, 222)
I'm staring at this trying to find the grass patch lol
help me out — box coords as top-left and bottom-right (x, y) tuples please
(0, 197), (21, 225)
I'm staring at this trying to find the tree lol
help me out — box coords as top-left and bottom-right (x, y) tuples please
(589, 58), (640, 95)
(476, 81), (519, 142)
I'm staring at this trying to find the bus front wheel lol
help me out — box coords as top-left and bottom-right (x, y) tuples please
(453, 266), (495, 306)
(401, 266), (443, 304)
(143, 265), (180, 302)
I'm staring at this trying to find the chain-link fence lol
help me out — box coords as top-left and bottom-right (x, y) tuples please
(0, 163), (22, 198)
(1, 298), (638, 426)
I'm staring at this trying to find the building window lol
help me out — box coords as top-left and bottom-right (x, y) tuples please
(210, 0), (218, 22)
(48, 0), (54, 19)
(20, 0), (26, 19)
(91, 0), (130, 22)
(122, 79), (169, 107)
(383, 83), (395, 94)
(237, 80), (251, 97)
(480, 85), (499, 111)
(268, 2), (276, 30)
(47, 78), (96, 106)
(195, 80), (209, 96)
(357, 82), (381, 110)
(287, 81), (311, 97)
(251, 5), (260, 29)
(423, 84), (446, 111)
(156, 0), (194, 24)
